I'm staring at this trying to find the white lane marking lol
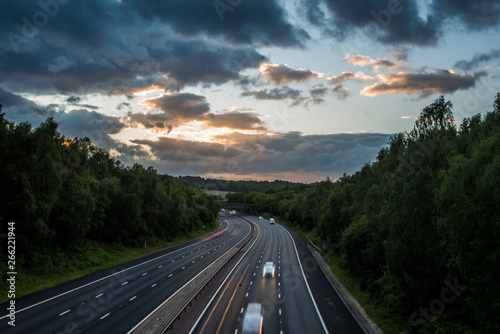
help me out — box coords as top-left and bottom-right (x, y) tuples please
(151, 283), (157, 288)
(182, 266), (186, 270)
(95, 293), (103, 298)
(100, 313), (110, 320)
(240, 308), (244, 314)
(142, 272), (147, 276)
(169, 274), (173, 277)
(279, 309), (282, 315)
(0, 222), (234, 321)
(192, 260), (195, 263)
(280, 225), (329, 333)
(121, 282), (128, 286)
(158, 265), (163, 268)
(171, 260), (175, 262)
(130, 296), (137, 301)
(130, 219), (251, 334)
(59, 309), (70, 316)
(246, 292), (249, 297)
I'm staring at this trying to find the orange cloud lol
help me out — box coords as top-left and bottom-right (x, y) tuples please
(360, 70), (486, 98)
(259, 63), (322, 84)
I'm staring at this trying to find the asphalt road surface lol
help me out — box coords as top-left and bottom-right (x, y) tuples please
(190, 215), (363, 334)
(0, 216), (250, 334)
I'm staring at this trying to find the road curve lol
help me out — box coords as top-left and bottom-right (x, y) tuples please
(0, 216), (250, 334)
(190, 215), (363, 334)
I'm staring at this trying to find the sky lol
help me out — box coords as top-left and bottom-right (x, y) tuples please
(1, 0), (500, 183)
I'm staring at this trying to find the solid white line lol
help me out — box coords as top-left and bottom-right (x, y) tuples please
(130, 296), (137, 301)
(188, 220), (260, 334)
(100, 313), (110, 320)
(59, 309), (70, 316)
(0, 222), (231, 320)
(280, 225), (329, 334)
(128, 219), (252, 334)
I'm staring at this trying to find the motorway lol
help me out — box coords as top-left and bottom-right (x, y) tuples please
(190, 215), (363, 334)
(1, 213), (364, 334)
(0, 216), (250, 334)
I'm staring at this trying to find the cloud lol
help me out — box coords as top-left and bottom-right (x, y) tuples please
(343, 54), (404, 72)
(203, 112), (266, 131)
(302, 0), (443, 46)
(387, 48), (409, 61)
(360, 70), (487, 98)
(259, 63), (322, 85)
(432, 0), (500, 31)
(327, 71), (379, 84)
(124, 0), (309, 47)
(241, 87), (302, 101)
(327, 71), (378, 100)
(454, 49), (500, 71)
(130, 131), (391, 181)
(127, 92), (266, 132)
(0, 1), (268, 95)
(332, 84), (350, 100)
(143, 93), (210, 120)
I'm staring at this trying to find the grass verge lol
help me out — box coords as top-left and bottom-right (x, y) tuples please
(1, 221), (219, 304)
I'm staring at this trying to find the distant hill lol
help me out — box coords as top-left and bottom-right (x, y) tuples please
(177, 176), (308, 193)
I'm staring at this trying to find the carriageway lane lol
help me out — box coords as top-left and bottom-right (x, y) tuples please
(192, 215), (328, 334)
(0, 215), (250, 334)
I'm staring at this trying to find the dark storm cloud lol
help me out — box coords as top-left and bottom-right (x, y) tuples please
(130, 131), (391, 178)
(454, 49), (500, 71)
(432, 0), (500, 31)
(0, 1), (267, 95)
(303, 0), (500, 46)
(303, 0), (442, 46)
(123, 0), (309, 47)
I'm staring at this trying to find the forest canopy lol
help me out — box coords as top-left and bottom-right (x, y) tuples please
(0, 106), (220, 275)
(227, 94), (500, 333)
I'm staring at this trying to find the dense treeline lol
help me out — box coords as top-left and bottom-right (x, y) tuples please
(0, 108), (219, 275)
(227, 95), (500, 333)
(178, 175), (307, 192)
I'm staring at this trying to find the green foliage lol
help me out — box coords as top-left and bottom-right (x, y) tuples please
(0, 109), (219, 276)
(229, 94), (500, 332)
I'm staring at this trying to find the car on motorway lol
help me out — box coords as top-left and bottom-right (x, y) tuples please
(259, 216), (263, 220)
(230, 210), (237, 215)
(243, 303), (263, 334)
(263, 261), (275, 278)
(270, 218), (275, 224)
